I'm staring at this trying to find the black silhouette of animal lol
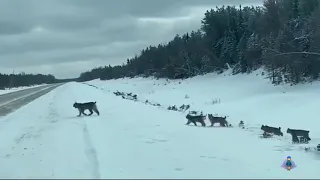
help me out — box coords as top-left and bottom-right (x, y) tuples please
(185, 114), (206, 127)
(73, 102), (100, 117)
(261, 125), (283, 136)
(287, 128), (311, 140)
(208, 114), (228, 127)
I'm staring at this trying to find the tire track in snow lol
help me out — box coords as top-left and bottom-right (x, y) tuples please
(82, 122), (101, 179)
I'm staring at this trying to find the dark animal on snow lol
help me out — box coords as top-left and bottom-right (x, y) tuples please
(287, 128), (311, 141)
(73, 102), (100, 117)
(185, 114), (206, 127)
(261, 125), (283, 136)
(208, 114), (228, 127)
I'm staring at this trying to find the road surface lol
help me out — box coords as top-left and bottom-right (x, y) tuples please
(0, 84), (63, 116)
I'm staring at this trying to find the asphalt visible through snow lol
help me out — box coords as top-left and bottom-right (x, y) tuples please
(0, 84), (63, 116)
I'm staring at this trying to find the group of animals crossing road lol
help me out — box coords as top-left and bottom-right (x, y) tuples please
(185, 113), (229, 127)
(185, 112), (318, 145)
(260, 125), (311, 144)
(185, 112), (320, 152)
(79, 83), (320, 153)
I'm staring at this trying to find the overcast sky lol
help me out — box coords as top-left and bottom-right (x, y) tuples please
(0, 0), (262, 79)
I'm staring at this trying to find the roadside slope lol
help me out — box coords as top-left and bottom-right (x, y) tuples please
(0, 82), (318, 178)
(86, 70), (320, 148)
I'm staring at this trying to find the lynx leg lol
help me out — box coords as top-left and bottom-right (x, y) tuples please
(88, 109), (94, 116)
(82, 110), (88, 116)
(93, 106), (100, 115)
(193, 121), (197, 126)
(78, 109), (82, 117)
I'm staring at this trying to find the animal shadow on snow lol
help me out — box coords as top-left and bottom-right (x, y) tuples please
(67, 109), (112, 120)
(66, 114), (99, 120)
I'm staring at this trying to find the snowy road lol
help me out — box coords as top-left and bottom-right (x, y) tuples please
(0, 84), (62, 116)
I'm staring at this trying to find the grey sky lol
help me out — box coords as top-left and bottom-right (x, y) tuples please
(0, 0), (262, 79)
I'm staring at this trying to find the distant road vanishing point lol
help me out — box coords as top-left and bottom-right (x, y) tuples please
(0, 84), (63, 117)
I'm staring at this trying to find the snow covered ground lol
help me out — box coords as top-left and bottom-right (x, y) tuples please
(0, 84), (47, 95)
(0, 70), (320, 178)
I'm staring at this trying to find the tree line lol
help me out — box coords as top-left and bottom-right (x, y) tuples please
(79, 0), (320, 85)
(0, 73), (56, 90)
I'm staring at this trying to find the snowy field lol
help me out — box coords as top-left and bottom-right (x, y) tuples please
(0, 70), (320, 178)
(0, 84), (47, 95)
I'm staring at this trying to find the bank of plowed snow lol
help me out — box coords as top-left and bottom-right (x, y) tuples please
(85, 69), (320, 178)
(0, 70), (319, 178)
(87, 70), (320, 134)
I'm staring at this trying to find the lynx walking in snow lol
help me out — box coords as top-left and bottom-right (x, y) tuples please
(208, 114), (228, 127)
(287, 128), (311, 141)
(73, 101), (100, 117)
(261, 125), (283, 136)
(185, 114), (206, 127)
